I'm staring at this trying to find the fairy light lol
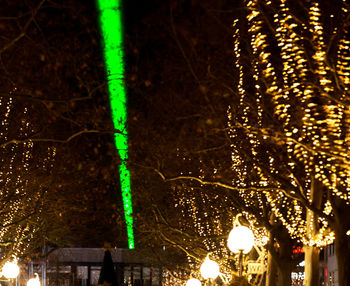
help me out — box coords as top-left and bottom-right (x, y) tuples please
(96, 0), (135, 249)
(161, 1), (349, 283)
(0, 88), (56, 259)
(227, 0), (350, 248)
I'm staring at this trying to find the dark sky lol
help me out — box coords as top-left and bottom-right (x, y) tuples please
(0, 0), (235, 249)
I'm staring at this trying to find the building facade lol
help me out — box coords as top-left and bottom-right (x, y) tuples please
(28, 248), (162, 286)
(320, 243), (338, 286)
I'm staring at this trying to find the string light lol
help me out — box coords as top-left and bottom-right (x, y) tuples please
(228, 0), (350, 248)
(163, 1), (349, 283)
(0, 88), (56, 259)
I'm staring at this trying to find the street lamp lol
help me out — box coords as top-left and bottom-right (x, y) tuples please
(27, 273), (40, 286)
(2, 259), (20, 279)
(200, 256), (220, 285)
(227, 225), (254, 276)
(185, 278), (201, 286)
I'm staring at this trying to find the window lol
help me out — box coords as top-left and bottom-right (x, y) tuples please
(329, 271), (335, 286)
(90, 266), (101, 286)
(151, 267), (161, 286)
(133, 266), (141, 285)
(123, 265), (133, 285)
(328, 243), (335, 256)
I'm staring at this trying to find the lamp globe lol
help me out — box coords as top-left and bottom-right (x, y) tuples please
(185, 278), (201, 286)
(2, 260), (20, 279)
(227, 225), (254, 254)
(200, 257), (220, 280)
(27, 273), (40, 286)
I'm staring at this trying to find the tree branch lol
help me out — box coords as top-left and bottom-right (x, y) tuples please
(0, 129), (118, 148)
(0, 0), (46, 54)
(154, 168), (281, 192)
(152, 204), (227, 240)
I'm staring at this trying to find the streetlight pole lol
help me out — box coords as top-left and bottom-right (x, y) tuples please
(238, 249), (244, 277)
(227, 224), (255, 277)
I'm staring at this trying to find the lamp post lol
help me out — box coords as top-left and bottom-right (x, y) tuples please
(227, 225), (254, 276)
(200, 256), (220, 285)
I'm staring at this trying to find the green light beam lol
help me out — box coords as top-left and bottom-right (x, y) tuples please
(96, 0), (135, 249)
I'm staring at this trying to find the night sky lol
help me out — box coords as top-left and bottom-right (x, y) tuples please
(0, 0), (236, 249)
(2, 1), (350, 285)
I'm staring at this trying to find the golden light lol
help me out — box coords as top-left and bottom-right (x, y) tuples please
(27, 273), (40, 286)
(200, 257), (220, 280)
(185, 278), (201, 286)
(2, 259), (20, 279)
(227, 225), (255, 254)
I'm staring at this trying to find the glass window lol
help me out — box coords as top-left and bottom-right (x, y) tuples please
(77, 266), (88, 280)
(151, 267), (160, 286)
(143, 267), (151, 286)
(133, 266), (141, 285)
(90, 266), (101, 286)
(59, 266), (71, 274)
(123, 266), (132, 286)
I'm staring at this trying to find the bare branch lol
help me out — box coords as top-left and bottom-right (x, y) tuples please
(159, 232), (202, 262)
(0, 129), (118, 148)
(0, 0), (46, 54)
(154, 168), (281, 192)
(0, 83), (105, 104)
(170, 8), (199, 83)
(152, 205), (227, 240)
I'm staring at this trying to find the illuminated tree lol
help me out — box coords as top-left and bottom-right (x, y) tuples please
(227, 0), (349, 285)
(127, 1), (303, 285)
(0, 94), (55, 263)
(0, 0), (128, 257)
(129, 0), (349, 285)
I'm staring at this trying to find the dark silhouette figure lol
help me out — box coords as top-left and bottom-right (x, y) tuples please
(98, 250), (118, 286)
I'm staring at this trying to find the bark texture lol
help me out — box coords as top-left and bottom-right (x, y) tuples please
(265, 250), (278, 286)
(304, 177), (322, 286)
(304, 245), (320, 286)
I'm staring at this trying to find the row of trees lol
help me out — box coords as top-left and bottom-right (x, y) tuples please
(0, 1), (349, 286)
(0, 0), (128, 264)
(130, 0), (349, 285)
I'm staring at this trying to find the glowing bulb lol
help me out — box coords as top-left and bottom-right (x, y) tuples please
(186, 278), (201, 286)
(27, 273), (40, 286)
(227, 225), (255, 254)
(200, 257), (220, 279)
(2, 260), (19, 279)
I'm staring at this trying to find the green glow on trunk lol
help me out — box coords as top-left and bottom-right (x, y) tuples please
(96, 0), (134, 249)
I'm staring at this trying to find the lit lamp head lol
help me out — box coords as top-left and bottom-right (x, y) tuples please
(185, 278), (201, 286)
(27, 273), (40, 286)
(2, 259), (20, 279)
(200, 257), (220, 280)
(227, 225), (255, 254)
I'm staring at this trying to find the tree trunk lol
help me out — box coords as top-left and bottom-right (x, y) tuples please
(276, 230), (293, 286)
(265, 250), (278, 286)
(304, 209), (320, 286)
(265, 231), (278, 286)
(304, 177), (322, 286)
(304, 244), (320, 286)
(277, 266), (291, 286)
(267, 219), (294, 286)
